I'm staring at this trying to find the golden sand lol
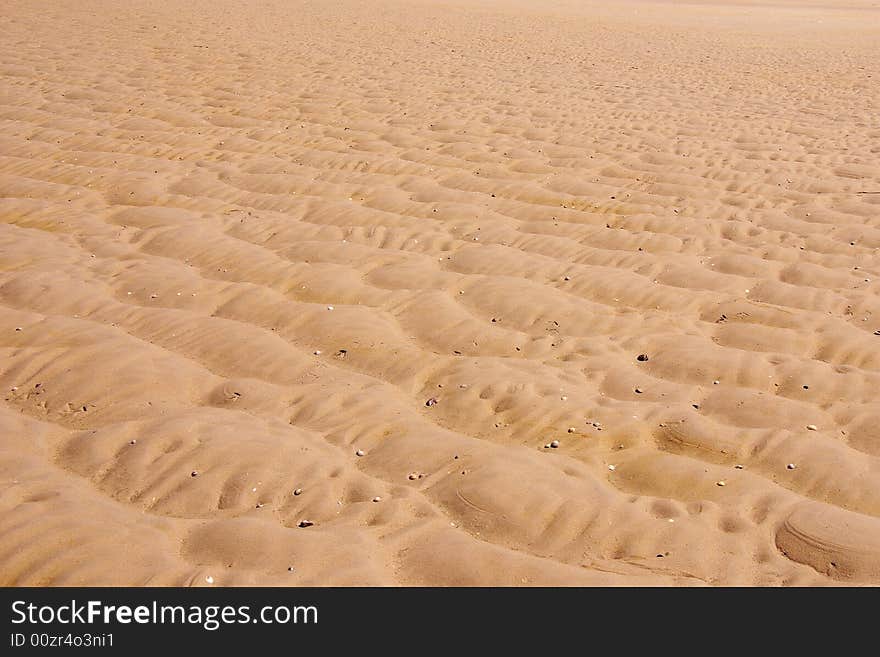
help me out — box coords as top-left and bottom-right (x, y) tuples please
(1, 0), (879, 585)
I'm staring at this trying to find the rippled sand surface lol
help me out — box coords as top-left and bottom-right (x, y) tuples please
(2, 0), (879, 585)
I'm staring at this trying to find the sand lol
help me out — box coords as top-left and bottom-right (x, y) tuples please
(1, 0), (879, 586)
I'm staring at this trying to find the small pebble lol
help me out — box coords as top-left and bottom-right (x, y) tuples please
(355, 449), (365, 457)
(634, 387), (643, 394)
(372, 496), (382, 503)
(567, 427), (576, 433)
(608, 464), (616, 471)
(190, 471), (198, 477)
(734, 464), (744, 469)
(287, 567), (295, 572)
(636, 354), (649, 362)
(549, 440), (559, 448)
(129, 439), (137, 445)
(716, 481), (726, 487)
(313, 350), (321, 355)
(425, 397), (438, 407)
(293, 488), (303, 496)
(205, 576), (214, 584)
(560, 395), (568, 401)
(298, 520), (314, 528)
(327, 305), (334, 311)
(787, 463), (797, 470)
(15, 327), (22, 332)
(806, 424), (817, 431)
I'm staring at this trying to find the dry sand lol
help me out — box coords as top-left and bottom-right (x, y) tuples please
(1, 0), (879, 586)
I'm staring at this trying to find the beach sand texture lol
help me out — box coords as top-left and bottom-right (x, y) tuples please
(1, 0), (880, 585)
